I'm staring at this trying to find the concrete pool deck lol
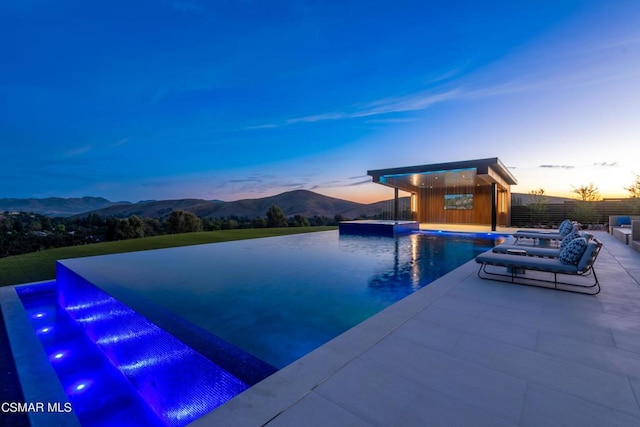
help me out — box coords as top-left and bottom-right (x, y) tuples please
(194, 229), (640, 426)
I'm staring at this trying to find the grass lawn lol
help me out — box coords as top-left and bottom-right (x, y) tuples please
(0, 226), (337, 287)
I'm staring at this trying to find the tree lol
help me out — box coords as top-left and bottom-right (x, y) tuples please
(266, 205), (287, 228)
(41, 216), (52, 231)
(526, 188), (548, 226)
(625, 173), (640, 214)
(625, 173), (640, 198)
(289, 214), (310, 227)
(221, 219), (239, 230)
(571, 183), (600, 225)
(142, 218), (163, 236)
(252, 217), (267, 228)
(106, 217), (118, 241)
(571, 183), (600, 201)
(166, 210), (203, 234)
(127, 215), (145, 238)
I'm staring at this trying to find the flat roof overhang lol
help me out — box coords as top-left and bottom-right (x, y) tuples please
(367, 157), (517, 192)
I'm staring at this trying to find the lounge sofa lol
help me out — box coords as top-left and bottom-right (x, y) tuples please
(512, 223), (578, 246)
(476, 238), (603, 295)
(609, 215), (640, 245)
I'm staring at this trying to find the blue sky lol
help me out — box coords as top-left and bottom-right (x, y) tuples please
(1, 0), (639, 203)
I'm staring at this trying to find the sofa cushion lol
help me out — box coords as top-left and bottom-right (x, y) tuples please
(618, 216), (631, 226)
(560, 229), (581, 248)
(559, 237), (588, 265)
(577, 242), (598, 272)
(558, 219), (574, 235)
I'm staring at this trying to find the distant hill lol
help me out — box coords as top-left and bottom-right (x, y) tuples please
(0, 196), (128, 217)
(4, 191), (568, 220)
(77, 190), (401, 219)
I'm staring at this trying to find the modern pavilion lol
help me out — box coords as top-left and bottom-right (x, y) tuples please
(367, 157), (518, 231)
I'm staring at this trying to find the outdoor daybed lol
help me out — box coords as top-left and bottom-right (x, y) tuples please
(512, 223), (578, 246)
(493, 232), (594, 258)
(515, 219), (573, 235)
(475, 238), (603, 295)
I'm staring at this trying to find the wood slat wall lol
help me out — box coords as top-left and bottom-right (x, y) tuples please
(511, 199), (640, 226)
(416, 185), (510, 225)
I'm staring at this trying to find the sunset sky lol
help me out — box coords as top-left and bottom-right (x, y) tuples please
(2, 0), (639, 203)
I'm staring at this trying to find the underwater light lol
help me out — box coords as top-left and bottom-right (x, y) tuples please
(68, 379), (93, 395)
(38, 326), (52, 334)
(50, 350), (69, 362)
(33, 312), (46, 319)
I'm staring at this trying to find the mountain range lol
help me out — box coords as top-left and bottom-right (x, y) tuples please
(0, 196), (128, 217)
(0, 191), (402, 219)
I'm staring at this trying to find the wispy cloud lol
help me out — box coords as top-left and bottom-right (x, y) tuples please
(244, 124), (279, 130)
(593, 161), (618, 167)
(423, 66), (468, 85)
(310, 176), (372, 190)
(365, 118), (416, 124)
(250, 89), (461, 129)
(539, 164), (575, 169)
(63, 145), (92, 158)
(292, 89), (461, 124)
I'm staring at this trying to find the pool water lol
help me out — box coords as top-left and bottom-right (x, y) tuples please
(16, 230), (504, 425)
(56, 230), (503, 369)
(17, 281), (251, 427)
(17, 282), (166, 426)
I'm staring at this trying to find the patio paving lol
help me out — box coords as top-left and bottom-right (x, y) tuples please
(193, 230), (640, 426)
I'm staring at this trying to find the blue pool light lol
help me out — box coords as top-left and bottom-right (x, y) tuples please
(18, 282), (167, 426)
(68, 379), (93, 395)
(50, 350), (69, 362)
(32, 266), (253, 426)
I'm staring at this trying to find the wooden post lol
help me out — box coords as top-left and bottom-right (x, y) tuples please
(491, 183), (497, 231)
(394, 188), (399, 221)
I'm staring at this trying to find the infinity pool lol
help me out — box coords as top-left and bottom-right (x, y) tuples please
(14, 230), (505, 425)
(56, 230), (503, 368)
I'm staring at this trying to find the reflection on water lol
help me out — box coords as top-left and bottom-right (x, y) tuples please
(355, 232), (505, 301)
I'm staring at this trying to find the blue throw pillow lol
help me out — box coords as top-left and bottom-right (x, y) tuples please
(560, 229), (580, 248)
(559, 237), (588, 265)
(618, 216), (631, 226)
(558, 219), (573, 236)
